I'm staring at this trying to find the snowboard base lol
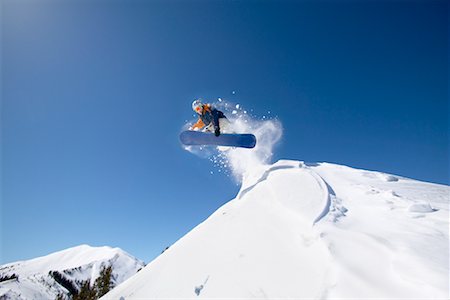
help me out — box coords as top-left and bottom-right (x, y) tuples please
(180, 131), (256, 149)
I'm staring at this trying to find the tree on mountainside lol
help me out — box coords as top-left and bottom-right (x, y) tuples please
(52, 265), (114, 300)
(73, 280), (96, 300)
(0, 273), (18, 282)
(94, 265), (114, 298)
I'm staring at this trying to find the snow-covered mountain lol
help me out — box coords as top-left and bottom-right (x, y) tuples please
(102, 160), (449, 299)
(0, 244), (145, 300)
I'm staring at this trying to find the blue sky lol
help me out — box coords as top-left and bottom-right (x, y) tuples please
(1, 0), (448, 264)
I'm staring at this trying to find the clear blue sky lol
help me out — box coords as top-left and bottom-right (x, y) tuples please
(1, 0), (448, 264)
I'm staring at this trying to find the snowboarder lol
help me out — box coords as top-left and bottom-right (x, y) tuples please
(190, 99), (230, 136)
(181, 99), (256, 148)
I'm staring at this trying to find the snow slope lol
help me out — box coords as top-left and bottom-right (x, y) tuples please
(103, 160), (449, 299)
(0, 244), (145, 300)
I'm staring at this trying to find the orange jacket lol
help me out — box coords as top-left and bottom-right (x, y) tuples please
(191, 104), (215, 130)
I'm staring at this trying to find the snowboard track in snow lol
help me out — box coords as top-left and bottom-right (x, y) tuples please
(237, 164), (297, 200)
(238, 161), (337, 226)
(306, 168), (334, 225)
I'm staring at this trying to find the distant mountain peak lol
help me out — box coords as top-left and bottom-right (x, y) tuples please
(0, 245), (145, 300)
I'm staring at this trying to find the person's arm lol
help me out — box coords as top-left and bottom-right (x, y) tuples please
(190, 118), (205, 130)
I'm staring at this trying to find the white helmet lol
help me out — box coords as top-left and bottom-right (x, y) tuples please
(192, 99), (203, 113)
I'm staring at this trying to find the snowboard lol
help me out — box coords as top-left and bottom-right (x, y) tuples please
(180, 131), (256, 149)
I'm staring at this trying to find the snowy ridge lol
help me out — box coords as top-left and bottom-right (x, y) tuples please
(311, 162), (449, 298)
(102, 159), (449, 299)
(0, 245), (145, 300)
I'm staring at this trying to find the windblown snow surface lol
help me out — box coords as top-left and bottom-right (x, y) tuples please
(0, 245), (145, 300)
(104, 103), (449, 299)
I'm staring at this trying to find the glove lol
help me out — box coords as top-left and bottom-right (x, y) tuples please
(214, 128), (221, 137)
